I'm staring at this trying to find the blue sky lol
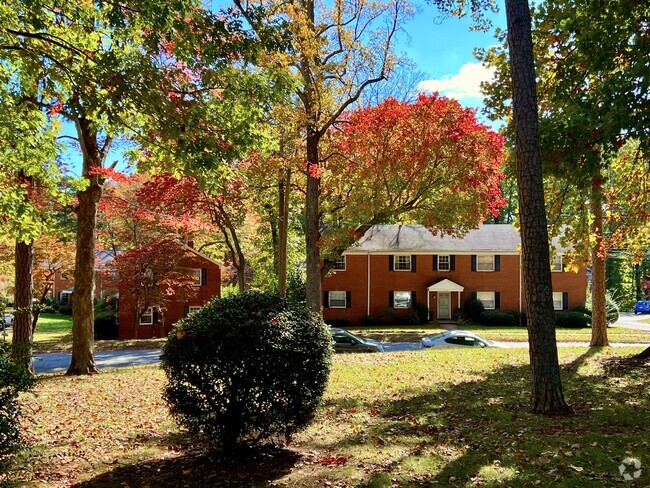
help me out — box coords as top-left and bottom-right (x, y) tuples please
(401, 2), (506, 120)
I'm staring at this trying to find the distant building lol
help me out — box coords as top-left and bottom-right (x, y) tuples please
(322, 225), (587, 324)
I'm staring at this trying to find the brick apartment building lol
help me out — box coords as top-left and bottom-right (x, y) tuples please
(322, 225), (587, 324)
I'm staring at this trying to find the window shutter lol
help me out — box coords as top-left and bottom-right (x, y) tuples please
(411, 255), (417, 272)
(153, 308), (159, 323)
(561, 260), (566, 272)
(471, 255), (477, 272)
(388, 291), (394, 308)
(183, 306), (189, 317)
(346, 291), (352, 308)
(323, 291), (329, 309)
(432, 255), (438, 271)
(201, 268), (207, 285)
(471, 291), (477, 300)
(495, 255), (500, 272)
(389, 255), (394, 271)
(495, 292), (501, 309)
(450, 255), (455, 271)
(562, 292), (569, 311)
(411, 291), (417, 308)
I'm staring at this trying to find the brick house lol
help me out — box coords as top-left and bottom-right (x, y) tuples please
(117, 245), (221, 339)
(322, 224), (587, 324)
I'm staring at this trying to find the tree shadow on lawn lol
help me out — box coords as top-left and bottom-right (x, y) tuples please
(307, 348), (649, 487)
(74, 441), (303, 488)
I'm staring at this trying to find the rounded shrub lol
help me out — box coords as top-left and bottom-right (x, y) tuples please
(161, 292), (332, 451)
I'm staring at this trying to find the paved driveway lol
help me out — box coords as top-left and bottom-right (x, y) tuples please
(615, 312), (650, 331)
(34, 349), (162, 374)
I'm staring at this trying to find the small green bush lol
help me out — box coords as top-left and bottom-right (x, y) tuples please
(161, 292), (332, 451)
(408, 312), (420, 325)
(554, 312), (591, 328)
(59, 305), (72, 316)
(361, 315), (375, 326)
(465, 298), (485, 322)
(413, 302), (430, 324)
(0, 344), (35, 451)
(376, 307), (397, 325)
(479, 311), (517, 327)
(508, 310), (527, 327)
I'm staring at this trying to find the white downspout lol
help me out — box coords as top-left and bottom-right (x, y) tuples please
(367, 253), (371, 316)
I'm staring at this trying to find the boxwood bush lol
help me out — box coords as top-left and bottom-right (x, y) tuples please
(465, 298), (485, 322)
(479, 311), (517, 327)
(0, 344), (35, 451)
(161, 292), (332, 451)
(554, 312), (591, 328)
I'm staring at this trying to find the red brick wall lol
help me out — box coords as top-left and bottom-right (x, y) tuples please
(323, 253), (587, 324)
(118, 257), (221, 339)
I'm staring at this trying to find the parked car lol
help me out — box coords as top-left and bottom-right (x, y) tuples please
(633, 300), (650, 314)
(329, 328), (385, 353)
(421, 330), (501, 349)
(2, 313), (13, 328)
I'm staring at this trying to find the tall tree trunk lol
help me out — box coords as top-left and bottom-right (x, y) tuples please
(12, 240), (34, 375)
(506, 0), (571, 414)
(67, 182), (101, 375)
(305, 131), (321, 312)
(590, 172), (609, 346)
(278, 168), (291, 298)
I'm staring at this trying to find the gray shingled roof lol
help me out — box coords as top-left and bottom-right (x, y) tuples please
(346, 224), (571, 254)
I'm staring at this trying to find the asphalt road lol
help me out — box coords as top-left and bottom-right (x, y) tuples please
(32, 313), (649, 374)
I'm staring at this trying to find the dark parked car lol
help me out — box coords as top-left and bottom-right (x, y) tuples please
(633, 300), (650, 314)
(329, 328), (385, 353)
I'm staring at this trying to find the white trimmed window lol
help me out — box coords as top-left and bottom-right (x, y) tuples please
(188, 306), (202, 315)
(438, 255), (450, 271)
(476, 292), (495, 310)
(394, 291), (412, 309)
(329, 291), (347, 308)
(191, 268), (202, 286)
(552, 292), (563, 311)
(551, 255), (563, 272)
(477, 255), (495, 272)
(394, 255), (411, 271)
(140, 307), (154, 325)
(333, 256), (346, 271)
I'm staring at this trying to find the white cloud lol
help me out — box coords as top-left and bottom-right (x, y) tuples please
(418, 62), (495, 101)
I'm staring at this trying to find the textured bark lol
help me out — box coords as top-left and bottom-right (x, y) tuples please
(305, 131), (321, 312)
(12, 240), (35, 375)
(67, 116), (106, 375)
(278, 169), (291, 298)
(506, 0), (571, 414)
(590, 174), (609, 346)
(67, 183), (101, 375)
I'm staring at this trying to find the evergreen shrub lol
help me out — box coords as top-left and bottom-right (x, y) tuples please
(479, 311), (516, 327)
(161, 292), (332, 451)
(465, 298), (485, 322)
(0, 344), (35, 451)
(554, 312), (591, 328)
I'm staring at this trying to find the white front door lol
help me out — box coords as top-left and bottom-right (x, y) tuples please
(438, 292), (451, 320)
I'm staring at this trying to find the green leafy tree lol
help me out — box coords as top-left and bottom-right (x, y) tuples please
(1, 1), (278, 374)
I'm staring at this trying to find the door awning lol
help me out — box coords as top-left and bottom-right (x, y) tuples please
(427, 278), (464, 292)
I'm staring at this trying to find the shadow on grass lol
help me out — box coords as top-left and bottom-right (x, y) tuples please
(302, 348), (649, 487)
(74, 443), (302, 488)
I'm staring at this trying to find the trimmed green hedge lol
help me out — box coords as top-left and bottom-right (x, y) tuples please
(554, 312), (591, 328)
(479, 311), (517, 327)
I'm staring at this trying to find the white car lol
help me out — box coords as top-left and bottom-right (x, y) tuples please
(421, 330), (500, 349)
(2, 313), (13, 328)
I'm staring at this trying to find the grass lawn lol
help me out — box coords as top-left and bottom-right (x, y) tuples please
(349, 323), (650, 344)
(2, 347), (648, 487)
